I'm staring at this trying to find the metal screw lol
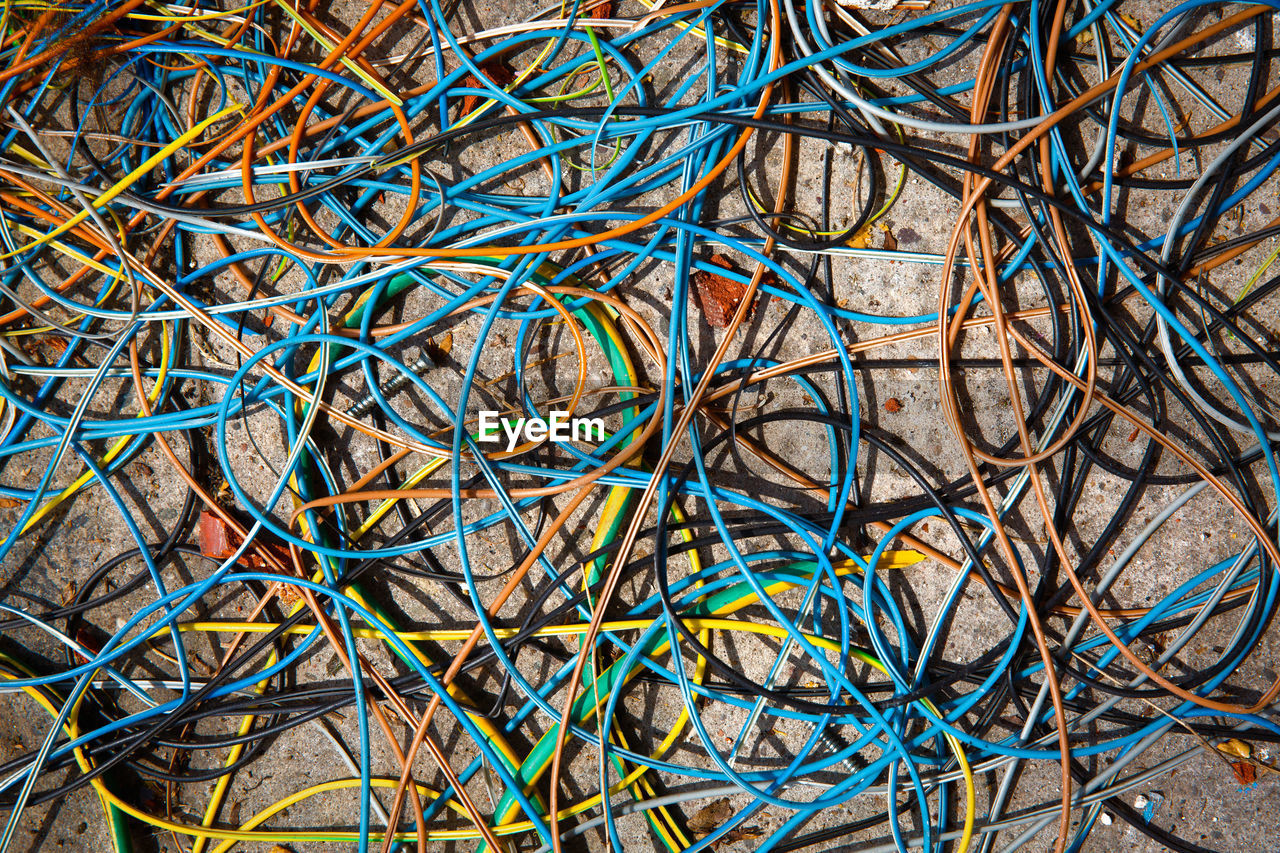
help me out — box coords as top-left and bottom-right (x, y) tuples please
(818, 726), (859, 774)
(348, 349), (435, 418)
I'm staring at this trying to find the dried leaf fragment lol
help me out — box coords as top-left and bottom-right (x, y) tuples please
(884, 397), (903, 413)
(882, 224), (898, 251)
(716, 827), (766, 849)
(848, 223), (875, 249)
(692, 255), (755, 329)
(848, 221), (894, 250)
(688, 797), (734, 836)
(198, 510), (233, 557)
(198, 510), (292, 572)
(461, 59), (515, 116)
(427, 331), (454, 363)
(1218, 739), (1259, 787)
(1231, 761), (1257, 787)
(1219, 738), (1252, 760)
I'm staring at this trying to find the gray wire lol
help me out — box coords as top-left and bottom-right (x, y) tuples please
(525, 727), (1234, 853)
(782, 0), (1080, 135)
(981, 479), (1207, 851)
(2, 107), (143, 341)
(1154, 98), (1280, 441)
(0, 159), (279, 254)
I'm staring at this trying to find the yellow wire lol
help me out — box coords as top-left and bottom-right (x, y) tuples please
(8, 550), (972, 849)
(630, 0), (748, 54)
(0, 9), (972, 851)
(267, 0), (403, 106)
(190, 643), (279, 853)
(0, 101), (243, 260)
(1235, 240), (1280, 304)
(131, 0), (272, 22)
(21, 321), (172, 533)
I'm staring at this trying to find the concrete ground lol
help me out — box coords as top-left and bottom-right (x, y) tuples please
(1, 1), (1279, 852)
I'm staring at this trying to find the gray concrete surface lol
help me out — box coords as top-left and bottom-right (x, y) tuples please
(1, 1), (1279, 852)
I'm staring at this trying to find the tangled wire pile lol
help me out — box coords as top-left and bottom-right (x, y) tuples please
(0, 0), (1279, 850)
